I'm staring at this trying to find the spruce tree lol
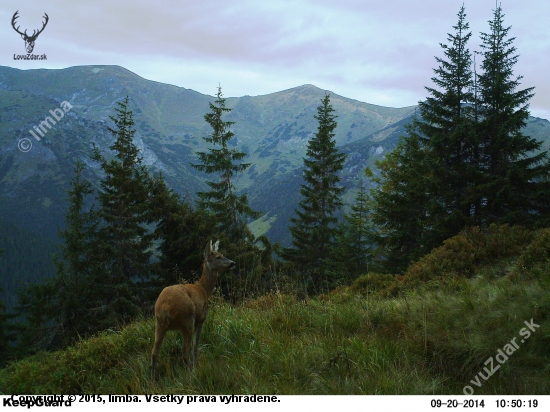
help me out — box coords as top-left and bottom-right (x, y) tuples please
(150, 175), (215, 285)
(51, 161), (102, 344)
(191, 86), (261, 301)
(0, 287), (16, 367)
(0, 250), (17, 366)
(191, 86), (260, 239)
(377, 6), (477, 267)
(371, 5), (550, 273)
(417, 5), (479, 236)
(368, 5), (549, 272)
(336, 182), (374, 277)
(91, 96), (154, 322)
(370, 6), (478, 272)
(281, 94), (347, 288)
(51, 161), (99, 344)
(370, 126), (435, 273)
(476, 5), (550, 225)
(18, 161), (102, 350)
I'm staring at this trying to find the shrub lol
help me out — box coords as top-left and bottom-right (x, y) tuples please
(351, 273), (396, 295)
(517, 228), (550, 277)
(406, 235), (475, 283)
(403, 225), (533, 286)
(465, 224), (533, 261)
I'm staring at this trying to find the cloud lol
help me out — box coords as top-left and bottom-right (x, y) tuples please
(1, 0), (549, 117)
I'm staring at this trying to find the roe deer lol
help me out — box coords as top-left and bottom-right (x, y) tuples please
(151, 240), (234, 376)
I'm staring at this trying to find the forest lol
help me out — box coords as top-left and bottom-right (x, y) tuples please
(1, 5), (549, 394)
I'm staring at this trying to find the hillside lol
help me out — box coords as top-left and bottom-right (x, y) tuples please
(1, 225), (549, 394)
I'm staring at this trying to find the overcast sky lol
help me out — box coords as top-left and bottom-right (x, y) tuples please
(1, 0), (549, 119)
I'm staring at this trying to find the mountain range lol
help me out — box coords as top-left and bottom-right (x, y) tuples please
(1, 64), (550, 301)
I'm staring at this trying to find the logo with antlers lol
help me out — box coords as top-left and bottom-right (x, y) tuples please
(11, 11), (49, 54)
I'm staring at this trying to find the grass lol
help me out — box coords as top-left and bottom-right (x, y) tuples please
(248, 213), (277, 239)
(1, 225), (550, 394)
(1, 279), (549, 394)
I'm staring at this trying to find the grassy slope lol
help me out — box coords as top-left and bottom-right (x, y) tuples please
(1, 227), (550, 395)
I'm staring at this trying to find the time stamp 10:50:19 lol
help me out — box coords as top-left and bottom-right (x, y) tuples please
(431, 399), (539, 409)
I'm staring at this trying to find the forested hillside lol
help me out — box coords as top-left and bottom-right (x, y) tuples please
(0, 219), (58, 309)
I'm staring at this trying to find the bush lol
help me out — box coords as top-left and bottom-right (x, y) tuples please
(351, 273), (396, 295)
(406, 235), (475, 283)
(465, 224), (533, 261)
(517, 228), (550, 275)
(403, 225), (533, 285)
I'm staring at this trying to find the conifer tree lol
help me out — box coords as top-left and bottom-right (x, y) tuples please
(373, 6), (478, 268)
(417, 5), (479, 236)
(191, 86), (262, 301)
(0, 249), (17, 366)
(18, 161), (101, 350)
(370, 126), (435, 273)
(281, 94), (347, 288)
(91, 96), (154, 321)
(370, 6), (477, 271)
(150, 175), (215, 285)
(0, 287), (16, 367)
(370, 5), (550, 273)
(191, 86), (260, 239)
(475, 5), (550, 225)
(336, 182), (374, 277)
(50, 161), (100, 344)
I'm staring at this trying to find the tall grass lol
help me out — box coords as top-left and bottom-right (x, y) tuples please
(1, 277), (548, 394)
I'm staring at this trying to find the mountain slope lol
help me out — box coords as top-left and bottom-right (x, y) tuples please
(0, 65), (417, 243)
(0, 64), (549, 259)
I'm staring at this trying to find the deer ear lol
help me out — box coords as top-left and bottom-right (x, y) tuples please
(214, 240), (220, 252)
(205, 240), (213, 259)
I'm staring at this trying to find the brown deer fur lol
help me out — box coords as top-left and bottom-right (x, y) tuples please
(151, 240), (234, 376)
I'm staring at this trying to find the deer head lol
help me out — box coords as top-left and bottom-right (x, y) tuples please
(204, 240), (235, 273)
(12, 11), (49, 54)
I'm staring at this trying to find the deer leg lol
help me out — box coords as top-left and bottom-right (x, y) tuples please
(181, 322), (194, 369)
(151, 323), (167, 378)
(193, 322), (204, 367)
